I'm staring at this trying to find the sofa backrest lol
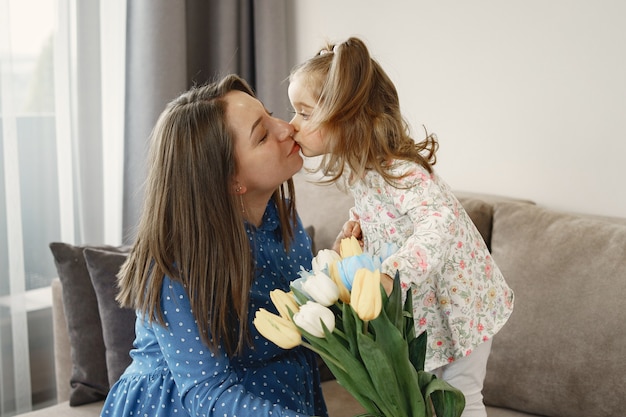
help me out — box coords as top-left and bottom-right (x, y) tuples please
(483, 201), (626, 417)
(294, 169), (532, 253)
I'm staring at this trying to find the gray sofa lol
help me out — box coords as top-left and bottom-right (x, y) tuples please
(19, 173), (626, 417)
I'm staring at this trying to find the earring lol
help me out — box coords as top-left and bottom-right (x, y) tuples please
(235, 185), (245, 213)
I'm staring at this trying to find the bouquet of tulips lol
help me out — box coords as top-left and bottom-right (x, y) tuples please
(254, 237), (465, 417)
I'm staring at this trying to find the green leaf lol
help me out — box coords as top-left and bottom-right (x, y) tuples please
(408, 331), (427, 373)
(366, 307), (427, 417)
(341, 301), (360, 357)
(384, 271), (404, 333)
(328, 303), (344, 331)
(356, 326), (409, 417)
(403, 286), (416, 341)
(297, 320), (383, 415)
(418, 371), (466, 417)
(290, 283), (310, 305)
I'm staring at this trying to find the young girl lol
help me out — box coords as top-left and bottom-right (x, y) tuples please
(288, 37), (514, 417)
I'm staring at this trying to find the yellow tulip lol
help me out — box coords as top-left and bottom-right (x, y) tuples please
(253, 308), (301, 349)
(350, 268), (382, 321)
(270, 289), (300, 319)
(339, 236), (363, 258)
(328, 261), (351, 304)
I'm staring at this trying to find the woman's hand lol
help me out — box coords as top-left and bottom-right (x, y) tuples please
(332, 220), (363, 253)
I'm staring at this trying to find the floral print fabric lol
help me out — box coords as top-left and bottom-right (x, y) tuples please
(348, 161), (514, 370)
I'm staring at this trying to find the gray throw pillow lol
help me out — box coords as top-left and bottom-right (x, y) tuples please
(49, 242), (124, 405)
(50, 242), (114, 406)
(84, 248), (135, 387)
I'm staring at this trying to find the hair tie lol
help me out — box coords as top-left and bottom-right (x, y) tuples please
(319, 44), (339, 56)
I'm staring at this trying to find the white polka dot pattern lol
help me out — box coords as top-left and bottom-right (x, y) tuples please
(100, 202), (328, 417)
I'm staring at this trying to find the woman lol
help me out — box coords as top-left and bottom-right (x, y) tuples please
(101, 75), (328, 417)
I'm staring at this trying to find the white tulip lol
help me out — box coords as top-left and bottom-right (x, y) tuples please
(293, 301), (336, 338)
(311, 249), (341, 274)
(301, 271), (340, 307)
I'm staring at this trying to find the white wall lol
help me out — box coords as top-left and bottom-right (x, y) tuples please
(287, 0), (626, 218)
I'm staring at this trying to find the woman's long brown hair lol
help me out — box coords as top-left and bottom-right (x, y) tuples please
(116, 75), (297, 356)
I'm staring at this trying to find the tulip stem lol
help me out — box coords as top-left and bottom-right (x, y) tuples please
(301, 341), (347, 373)
(333, 328), (348, 342)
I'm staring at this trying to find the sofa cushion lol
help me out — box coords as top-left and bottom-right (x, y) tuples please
(484, 202), (626, 417)
(456, 197), (494, 251)
(48, 242), (129, 406)
(294, 172), (355, 252)
(84, 248), (135, 387)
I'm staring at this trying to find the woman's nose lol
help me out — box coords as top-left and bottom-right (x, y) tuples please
(276, 120), (296, 142)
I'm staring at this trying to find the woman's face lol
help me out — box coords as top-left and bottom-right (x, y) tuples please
(288, 72), (328, 157)
(226, 90), (303, 196)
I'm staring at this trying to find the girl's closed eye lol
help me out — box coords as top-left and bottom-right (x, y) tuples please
(290, 108), (311, 121)
(293, 109), (310, 120)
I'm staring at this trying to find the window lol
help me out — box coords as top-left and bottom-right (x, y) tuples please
(1, 0), (59, 293)
(0, 0), (125, 412)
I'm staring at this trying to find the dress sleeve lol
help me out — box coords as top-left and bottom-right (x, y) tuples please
(153, 278), (310, 417)
(349, 206), (359, 222)
(379, 172), (456, 286)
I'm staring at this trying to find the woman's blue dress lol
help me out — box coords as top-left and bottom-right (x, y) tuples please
(100, 202), (328, 417)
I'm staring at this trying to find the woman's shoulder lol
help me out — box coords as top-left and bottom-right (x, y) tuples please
(160, 275), (190, 305)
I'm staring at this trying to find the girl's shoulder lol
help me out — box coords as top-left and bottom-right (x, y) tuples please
(350, 160), (434, 191)
(388, 159), (425, 174)
(385, 160), (434, 187)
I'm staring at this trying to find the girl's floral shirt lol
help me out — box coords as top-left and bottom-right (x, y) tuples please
(347, 161), (514, 370)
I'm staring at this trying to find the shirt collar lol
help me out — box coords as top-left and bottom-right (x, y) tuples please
(245, 200), (279, 232)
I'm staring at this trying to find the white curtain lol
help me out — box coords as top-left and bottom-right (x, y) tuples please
(0, 0), (125, 413)
(1, 0), (284, 412)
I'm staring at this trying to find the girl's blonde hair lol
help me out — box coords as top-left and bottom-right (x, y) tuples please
(117, 74), (297, 356)
(290, 37), (438, 185)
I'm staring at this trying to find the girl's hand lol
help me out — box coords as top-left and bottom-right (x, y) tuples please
(332, 220), (363, 253)
(381, 273), (394, 295)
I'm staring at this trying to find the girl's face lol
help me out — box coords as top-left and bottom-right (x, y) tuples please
(288, 72), (328, 157)
(226, 90), (302, 196)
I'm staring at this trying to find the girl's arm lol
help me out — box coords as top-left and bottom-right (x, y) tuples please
(380, 176), (456, 290)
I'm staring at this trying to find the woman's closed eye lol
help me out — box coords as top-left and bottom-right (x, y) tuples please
(256, 111), (273, 144)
